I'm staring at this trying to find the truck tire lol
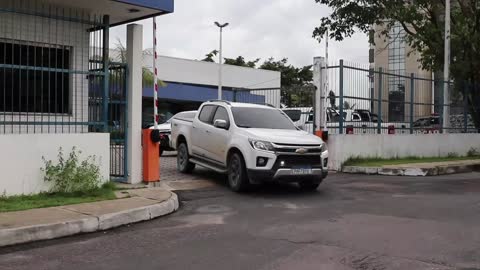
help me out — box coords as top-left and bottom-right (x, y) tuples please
(228, 152), (249, 192)
(177, 143), (195, 173)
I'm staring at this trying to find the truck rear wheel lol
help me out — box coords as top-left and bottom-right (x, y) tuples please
(228, 152), (249, 192)
(177, 143), (195, 173)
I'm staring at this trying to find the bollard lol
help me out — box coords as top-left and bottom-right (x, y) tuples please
(388, 125), (395, 134)
(142, 129), (160, 183)
(315, 130), (329, 141)
(346, 125), (354, 134)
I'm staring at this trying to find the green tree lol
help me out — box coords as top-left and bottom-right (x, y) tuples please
(224, 56), (260, 68)
(312, 0), (480, 127)
(199, 52), (315, 107)
(259, 58), (314, 107)
(201, 50), (218, 62)
(114, 39), (166, 88)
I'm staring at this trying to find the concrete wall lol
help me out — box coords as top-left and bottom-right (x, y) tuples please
(328, 134), (480, 170)
(0, 133), (110, 196)
(0, 11), (90, 134)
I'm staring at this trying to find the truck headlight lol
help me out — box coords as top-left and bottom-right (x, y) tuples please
(320, 143), (328, 153)
(249, 140), (275, 152)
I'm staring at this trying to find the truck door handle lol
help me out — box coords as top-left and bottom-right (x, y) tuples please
(205, 130), (210, 133)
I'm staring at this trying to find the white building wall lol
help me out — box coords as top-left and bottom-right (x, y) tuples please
(328, 134), (480, 170)
(0, 133), (110, 196)
(0, 12), (90, 134)
(144, 55), (281, 89)
(142, 55), (282, 107)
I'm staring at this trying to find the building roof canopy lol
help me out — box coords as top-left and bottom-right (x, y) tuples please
(44, 0), (173, 26)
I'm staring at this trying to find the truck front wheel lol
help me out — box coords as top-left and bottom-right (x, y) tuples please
(177, 143), (195, 173)
(228, 152), (250, 192)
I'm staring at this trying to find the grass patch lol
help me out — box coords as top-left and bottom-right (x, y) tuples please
(343, 155), (480, 167)
(0, 182), (117, 213)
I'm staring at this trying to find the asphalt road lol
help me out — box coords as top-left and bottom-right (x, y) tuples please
(2, 172), (480, 270)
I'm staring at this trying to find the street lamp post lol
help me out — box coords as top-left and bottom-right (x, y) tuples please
(215, 21), (229, 100)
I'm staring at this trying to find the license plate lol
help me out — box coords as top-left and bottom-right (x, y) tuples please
(292, 167), (313, 175)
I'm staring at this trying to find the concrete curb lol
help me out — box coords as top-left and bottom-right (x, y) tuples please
(343, 164), (480, 176)
(0, 193), (179, 247)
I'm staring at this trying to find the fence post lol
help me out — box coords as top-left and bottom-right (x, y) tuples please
(377, 68), (383, 134)
(410, 73), (414, 134)
(463, 84), (468, 133)
(102, 15), (110, 132)
(339, 59), (344, 134)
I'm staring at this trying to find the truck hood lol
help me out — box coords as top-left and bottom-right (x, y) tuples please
(244, 128), (323, 145)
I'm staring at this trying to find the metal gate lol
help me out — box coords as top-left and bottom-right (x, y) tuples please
(108, 63), (128, 180)
(88, 62), (128, 180)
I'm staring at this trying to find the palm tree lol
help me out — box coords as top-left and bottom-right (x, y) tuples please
(114, 39), (166, 88)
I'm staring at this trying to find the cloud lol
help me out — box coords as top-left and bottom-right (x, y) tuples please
(110, 0), (368, 67)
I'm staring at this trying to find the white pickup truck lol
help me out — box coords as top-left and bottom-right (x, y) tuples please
(170, 100), (329, 192)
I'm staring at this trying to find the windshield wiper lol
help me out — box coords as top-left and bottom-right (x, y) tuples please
(237, 125), (251, 128)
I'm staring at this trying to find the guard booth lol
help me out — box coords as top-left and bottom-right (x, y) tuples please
(0, 0), (174, 195)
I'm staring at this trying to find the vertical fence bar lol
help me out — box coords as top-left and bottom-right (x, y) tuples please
(463, 84), (468, 133)
(102, 15), (110, 132)
(124, 65), (129, 179)
(377, 67), (383, 134)
(312, 86), (316, 134)
(339, 59), (344, 134)
(410, 73), (414, 134)
(439, 79), (444, 133)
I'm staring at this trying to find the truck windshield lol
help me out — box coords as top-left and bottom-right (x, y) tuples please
(232, 107), (297, 130)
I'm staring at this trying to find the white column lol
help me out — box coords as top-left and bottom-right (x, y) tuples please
(313, 57), (326, 132)
(127, 24), (143, 184)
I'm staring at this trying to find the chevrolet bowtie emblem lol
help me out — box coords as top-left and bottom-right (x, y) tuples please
(295, 148), (307, 154)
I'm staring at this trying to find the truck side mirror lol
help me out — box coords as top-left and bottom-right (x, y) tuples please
(214, 119), (229, 130)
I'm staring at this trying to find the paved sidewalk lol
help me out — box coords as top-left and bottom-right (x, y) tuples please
(0, 187), (178, 247)
(343, 160), (480, 176)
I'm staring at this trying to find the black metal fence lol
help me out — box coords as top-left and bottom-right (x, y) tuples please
(321, 60), (479, 135)
(0, 0), (108, 134)
(0, 1), (129, 181)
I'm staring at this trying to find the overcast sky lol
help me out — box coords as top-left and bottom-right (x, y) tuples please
(110, 0), (369, 67)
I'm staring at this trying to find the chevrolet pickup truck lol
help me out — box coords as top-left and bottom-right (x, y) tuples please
(170, 100), (328, 192)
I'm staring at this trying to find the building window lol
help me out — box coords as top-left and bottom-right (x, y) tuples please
(387, 23), (406, 122)
(0, 40), (71, 114)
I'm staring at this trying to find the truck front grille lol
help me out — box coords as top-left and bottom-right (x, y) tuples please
(274, 155), (321, 168)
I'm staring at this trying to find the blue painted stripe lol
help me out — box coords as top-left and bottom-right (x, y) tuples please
(112, 0), (174, 13)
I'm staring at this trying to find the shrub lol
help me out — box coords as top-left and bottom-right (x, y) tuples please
(467, 147), (480, 157)
(42, 147), (102, 193)
(447, 152), (459, 158)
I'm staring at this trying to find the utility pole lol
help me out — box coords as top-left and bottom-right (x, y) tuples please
(442, 0), (451, 132)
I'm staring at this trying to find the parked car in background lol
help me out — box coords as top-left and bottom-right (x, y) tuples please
(149, 111), (197, 156)
(413, 115), (440, 133)
(171, 101), (329, 192)
(284, 107), (411, 134)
